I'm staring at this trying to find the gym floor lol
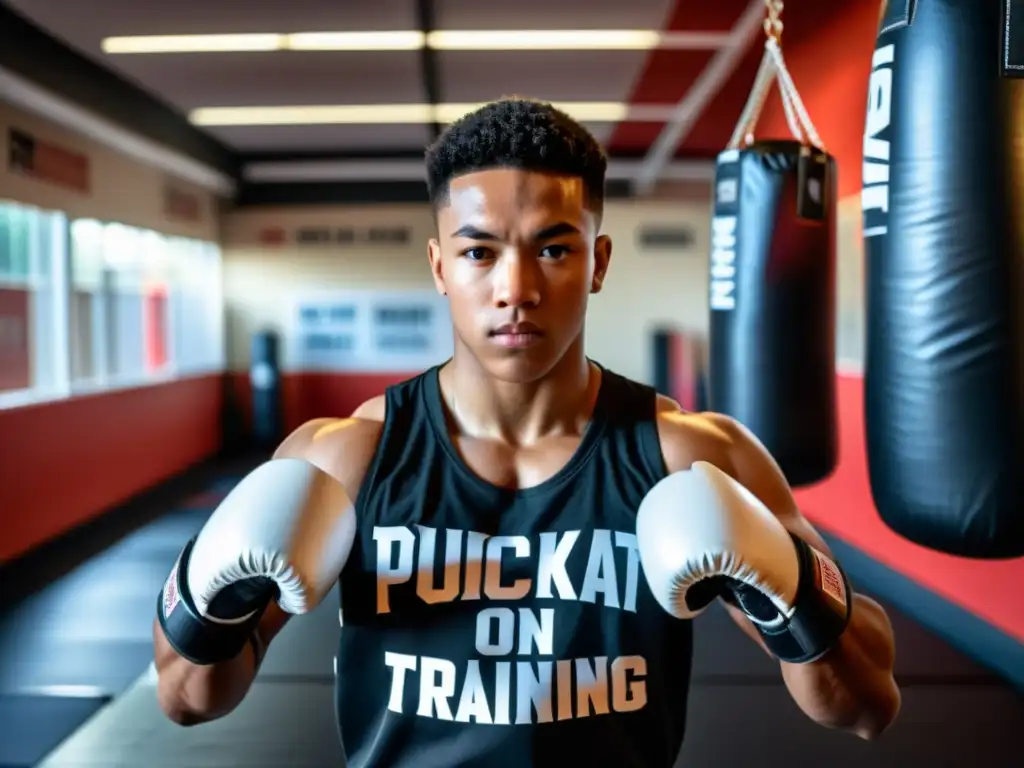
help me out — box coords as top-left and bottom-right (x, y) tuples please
(0, 459), (1021, 768)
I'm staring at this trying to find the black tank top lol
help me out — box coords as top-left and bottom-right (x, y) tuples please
(336, 364), (694, 768)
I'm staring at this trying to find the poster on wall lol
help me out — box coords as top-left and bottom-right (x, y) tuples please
(259, 225), (412, 249)
(163, 183), (203, 223)
(0, 288), (30, 393)
(290, 289), (453, 373)
(8, 127), (91, 194)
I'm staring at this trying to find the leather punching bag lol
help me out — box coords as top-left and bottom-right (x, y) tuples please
(862, 0), (1024, 558)
(250, 330), (283, 450)
(709, 140), (838, 488)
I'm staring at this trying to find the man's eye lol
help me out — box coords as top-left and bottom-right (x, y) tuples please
(463, 247), (490, 261)
(541, 245), (570, 259)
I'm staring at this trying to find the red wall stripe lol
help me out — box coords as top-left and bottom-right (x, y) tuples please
(0, 375), (223, 563)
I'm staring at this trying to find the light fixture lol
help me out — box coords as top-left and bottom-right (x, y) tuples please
(189, 104), (436, 126)
(426, 30), (722, 51)
(286, 31), (425, 51)
(101, 34), (287, 54)
(101, 29), (729, 54)
(189, 102), (646, 127)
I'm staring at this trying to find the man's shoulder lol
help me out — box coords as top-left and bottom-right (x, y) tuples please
(654, 405), (743, 476)
(274, 403), (386, 500)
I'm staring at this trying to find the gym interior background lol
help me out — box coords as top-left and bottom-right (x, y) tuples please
(0, 0), (1021, 766)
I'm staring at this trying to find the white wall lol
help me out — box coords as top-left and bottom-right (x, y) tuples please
(221, 196), (713, 383)
(0, 101), (219, 241)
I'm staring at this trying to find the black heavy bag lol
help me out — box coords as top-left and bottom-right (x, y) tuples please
(250, 329), (283, 450)
(862, 1), (1024, 558)
(708, 26), (838, 489)
(710, 142), (837, 488)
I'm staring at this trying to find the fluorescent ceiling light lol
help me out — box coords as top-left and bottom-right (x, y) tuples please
(189, 102), (640, 126)
(102, 29), (727, 54)
(102, 34), (286, 54)
(428, 30), (659, 50)
(427, 30), (728, 51)
(190, 105), (436, 126)
(438, 102), (629, 123)
(286, 31), (425, 51)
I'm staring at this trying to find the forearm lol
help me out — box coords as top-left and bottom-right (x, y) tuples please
(153, 618), (262, 725)
(779, 593), (900, 738)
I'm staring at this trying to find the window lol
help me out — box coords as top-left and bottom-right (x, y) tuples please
(0, 204), (223, 410)
(69, 218), (106, 386)
(0, 200), (68, 406)
(169, 237), (225, 375)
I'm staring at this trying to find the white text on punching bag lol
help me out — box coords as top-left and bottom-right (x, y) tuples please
(710, 215), (737, 311)
(862, 44), (894, 237)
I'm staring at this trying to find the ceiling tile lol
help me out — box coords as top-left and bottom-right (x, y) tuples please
(203, 123), (434, 152)
(438, 51), (650, 104)
(433, 0), (675, 30)
(112, 51), (424, 110)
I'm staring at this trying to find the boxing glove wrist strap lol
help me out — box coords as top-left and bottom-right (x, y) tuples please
(729, 534), (853, 664)
(157, 539), (271, 666)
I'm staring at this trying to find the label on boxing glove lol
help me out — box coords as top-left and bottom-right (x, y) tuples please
(157, 539), (268, 666)
(162, 553), (182, 619)
(811, 549), (848, 612)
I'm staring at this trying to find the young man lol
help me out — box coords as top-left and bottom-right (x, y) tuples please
(153, 99), (900, 767)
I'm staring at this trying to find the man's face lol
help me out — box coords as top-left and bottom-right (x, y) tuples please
(428, 169), (612, 383)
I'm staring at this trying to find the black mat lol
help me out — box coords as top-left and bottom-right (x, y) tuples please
(0, 694), (109, 767)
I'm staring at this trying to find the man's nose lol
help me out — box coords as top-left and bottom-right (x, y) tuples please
(493, 253), (541, 309)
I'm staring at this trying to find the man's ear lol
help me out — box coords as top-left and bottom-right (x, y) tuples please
(591, 234), (612, 294)
(428, 239), (446, 296)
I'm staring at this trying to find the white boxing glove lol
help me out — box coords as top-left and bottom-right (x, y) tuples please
(158, 458), (357, 665)
(636, 461), (851, 663)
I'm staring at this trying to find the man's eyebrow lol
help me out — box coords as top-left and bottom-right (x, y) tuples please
(532, 222), (580, 240)
(451, 225), (498, 240)
(450, 222), (581, 240)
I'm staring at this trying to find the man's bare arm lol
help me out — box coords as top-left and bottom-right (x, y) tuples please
(708, 414), (900, 739)
(154, 405), (383, 725)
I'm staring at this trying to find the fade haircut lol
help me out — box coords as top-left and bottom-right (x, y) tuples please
(425, 97), (608, 217)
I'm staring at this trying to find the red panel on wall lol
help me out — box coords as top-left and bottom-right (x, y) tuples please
(144, 285), (168, 372)
(0, 375), (223, 563)
(0, 287), (30, 392)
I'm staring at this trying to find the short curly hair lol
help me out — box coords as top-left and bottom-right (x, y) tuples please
(425, 97), (608, 216)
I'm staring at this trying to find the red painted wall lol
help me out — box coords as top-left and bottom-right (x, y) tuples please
(0, 375), (223, 563)
(227, 372), (412, 436)
(756, 0), (881, 198)
(754, 0), (1024, 644)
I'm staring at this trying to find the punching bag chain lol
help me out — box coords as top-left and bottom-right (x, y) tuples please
(728, 0), (824, 151)
(764, 0), (784, 43)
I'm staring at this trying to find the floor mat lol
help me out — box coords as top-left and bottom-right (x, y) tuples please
(0, 694), (109, 767)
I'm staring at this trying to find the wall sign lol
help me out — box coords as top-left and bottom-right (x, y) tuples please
(164, 183), (202, 223)
(259, 226), (411, 248)
(8, 127), (91, 194)
(290, 289), (452, 372)
(637, 224), (697, 251)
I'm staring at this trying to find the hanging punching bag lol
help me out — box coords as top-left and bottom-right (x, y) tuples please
(708, 28), (838, 489)
(862, 0), (1024, 558)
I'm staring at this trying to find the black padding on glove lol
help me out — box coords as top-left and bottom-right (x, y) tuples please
(157, 539), (274, 666)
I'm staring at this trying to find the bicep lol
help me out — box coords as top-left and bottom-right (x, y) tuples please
(714, 414), (835, 558)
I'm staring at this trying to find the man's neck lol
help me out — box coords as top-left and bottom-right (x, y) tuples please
(441, 341), (599, 447)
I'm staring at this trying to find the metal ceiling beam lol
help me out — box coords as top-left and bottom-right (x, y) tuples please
(632, 0), (767, 195)
(415, 0), (443, 143)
